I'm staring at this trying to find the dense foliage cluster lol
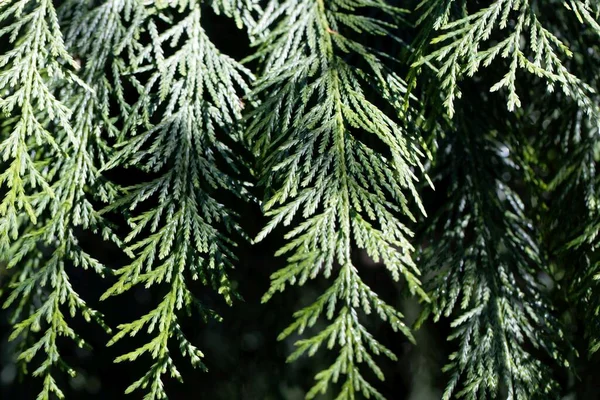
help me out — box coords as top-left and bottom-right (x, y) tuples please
(1, 0), (600, 399)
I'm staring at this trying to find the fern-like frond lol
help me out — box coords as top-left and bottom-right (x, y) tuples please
(101, 3), (252, 399)
(250, 1), (429, 398)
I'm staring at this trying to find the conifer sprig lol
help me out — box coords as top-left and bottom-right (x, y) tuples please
(249, 1), (429, 398)
(0, 0), (127, 398)
(419, 116), (566, 399)
(0, 0), (76, 251)
(100, 3), (252, 398)
(566, 0), (600, 36)
(211, 0), (261, 31)
(414, 0), (597, 117)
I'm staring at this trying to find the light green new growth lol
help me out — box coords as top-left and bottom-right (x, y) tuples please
(100, 2), (253, 399)
(249, 1), (429, 399)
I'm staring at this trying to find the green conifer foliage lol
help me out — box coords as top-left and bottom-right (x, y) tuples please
(414, 0), (598, 116)
(418, 112), (567, 399)
(0, 1), (118, 398)
(1, 1), (600, 399)
(98, 1), (253, 398)
(248, 1), (429, 398)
